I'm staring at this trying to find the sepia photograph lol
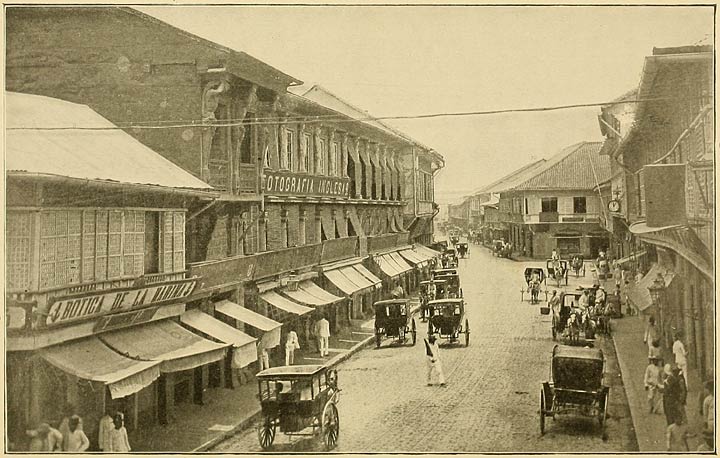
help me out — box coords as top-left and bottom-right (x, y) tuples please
(3, 2), (716, 454)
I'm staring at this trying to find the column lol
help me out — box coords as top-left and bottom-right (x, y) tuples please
(281, 209), (289, 248)
(279, 116), (289, 170)
(340, 133), (349, 177)
(353, 137), (363, 198)
(299, 209), (307, 246)
(298, 123), (307, 173)
(328, 130), (337, 177)
(315, 209), (323, 242)
(258, 213), (268, 252)
(314, 126), (322, 175)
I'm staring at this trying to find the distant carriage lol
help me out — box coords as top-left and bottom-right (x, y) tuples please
(456, 242), (469, 259)
(570, 255), (586, 277)
(419, 279), (447, 321)
(522, 267), (546, 304)
(546, 259), (569, 287)
(427, 298), (470, 346)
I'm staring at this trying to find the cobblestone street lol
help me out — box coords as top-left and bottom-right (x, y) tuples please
(212, 240), (638, 453)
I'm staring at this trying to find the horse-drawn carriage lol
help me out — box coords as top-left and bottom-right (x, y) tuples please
(449, 233), (460, 245)
(419, 279), (447, 321)
(427, 298), (470, 346)
(521, 267), (546, 304)
(373, 299), (417, 348)
(540, 345), (609, 436)
(493, 240), (512, 258)
(546, 259), (569, 287)
(434, 273), (462, 298)
(442, 249), (459, 268)
(256, 365), (340, 450)
(595, 254), (610, 280)
(456, 242), (469, 259)
(570, 254), (586, 277)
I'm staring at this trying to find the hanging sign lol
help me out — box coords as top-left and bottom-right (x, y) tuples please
(264, 170), (350, 198)
(45, 278), (197, 327)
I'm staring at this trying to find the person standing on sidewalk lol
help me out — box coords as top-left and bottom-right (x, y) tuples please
(644, 316), (660, 355)
(64, 415), (89, 452)
(666, 415), (690, 452)
(424, 334), (446, 387)
(644, 357), (663, 414)
(285, 328), (300, 366)
(663, 364), (686, 426)
(317, 315), (330, 357)
(672, 332), (689, 389)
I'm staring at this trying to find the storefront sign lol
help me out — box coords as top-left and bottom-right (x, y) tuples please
(46, 278), (197, 327)
(264, 171), (350, 198)
(93, 307), (159, 333)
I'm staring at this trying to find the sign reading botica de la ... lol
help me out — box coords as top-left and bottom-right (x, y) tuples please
(45, 278), (197, 327)
(264, 171), (350, 198)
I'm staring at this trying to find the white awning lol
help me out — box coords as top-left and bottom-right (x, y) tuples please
(324, 264), (380, 296)
(99, 320), (229, 374)
(325, 268), (360, 295)
(180, 309), (257, 368)
(260, 291), (314, 316)
(374, 254), (401, 278)
(388, 252), (413, 274)
(214, 300), (281, 349)
(353, 264), (382, 286)
(414, 245), (442, 259)
(299, 281), (343, 304)
(399, 249), (428, 267)
(41, 337), (160, 400)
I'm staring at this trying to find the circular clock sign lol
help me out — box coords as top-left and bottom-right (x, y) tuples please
(608, 199), (621, 212)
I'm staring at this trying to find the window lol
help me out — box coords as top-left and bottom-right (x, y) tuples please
(286, 130), (295, 171)
(263, 137), (271, 169)
(524, 198), (529, 215)
(332, 142), (340, 176)
(541, 197), (558, 213)
(318, 139), (326, 175)
(239, 114), (253, 164)
(162, 212), (186, 273)
(7, 212), (33, 291)
(304, 134), (312, 173)
(573, 197), (587, 214)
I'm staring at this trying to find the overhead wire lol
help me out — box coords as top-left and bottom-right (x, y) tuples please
(5, 95), (708, 131)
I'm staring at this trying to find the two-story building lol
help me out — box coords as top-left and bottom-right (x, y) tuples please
(499, 142), (611, 259)
(5, 92), (239, 450)
(609, 46), (713, 382)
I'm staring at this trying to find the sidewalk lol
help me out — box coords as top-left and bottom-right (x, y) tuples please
(132, 298), (420, 452)
(612, 314), (704, 452)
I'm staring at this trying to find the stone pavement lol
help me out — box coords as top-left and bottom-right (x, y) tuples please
(612, 314), (705, 452)
(130, 298), (419, 452)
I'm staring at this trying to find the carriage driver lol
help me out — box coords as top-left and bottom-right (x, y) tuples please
(578, 290), (590, 310)
(529, 270), (541, 292)
(549, 291), (561, 319)
(551, 248), (559, 261)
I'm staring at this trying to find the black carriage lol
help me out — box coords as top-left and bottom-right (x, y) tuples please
(434, 273), (462, 298)
(449, 234), (460, 245)
(456, 242), (469, 259)
(570, 254), (586, 277)
(540, 345), (609, 436)
(442, 249), (458, 268)
(419, 279), (447, 320)
(373, 299), (417, 348)
(427, 298), (469, 346)
(522, 267), (546, 304)
(256, 365), (340, 450)
(546, 259), (569, 287)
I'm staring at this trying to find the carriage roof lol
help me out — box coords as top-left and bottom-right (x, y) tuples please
(433, 268), (457, 274)
(427, 298), (464, 306)
(524, 267), (544, 275)
(420, 279), (447, 285)
(552, 344), (603, 361)
(374, 299), (409, 307)
(256, 364), (327, 379)
(551, 345), (605, 390)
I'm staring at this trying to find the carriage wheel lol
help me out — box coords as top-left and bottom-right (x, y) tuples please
(464, 319), (470, 346)
(258, 418), (276, 450)
(411, 319), (417, 346)
(322, 403), (340, 450)
(539, 390), (546, 435)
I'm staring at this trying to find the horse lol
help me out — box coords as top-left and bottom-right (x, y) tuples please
(551, 259), (564, 287)
(571, 256), (584, 276)
(528, 279), (541, 304)
(565, 312), (582, 345)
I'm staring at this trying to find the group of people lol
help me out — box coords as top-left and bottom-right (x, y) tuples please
(284, 315), (331, 366)
(643, 318), (714, 451)
(25, 410), (130, 452)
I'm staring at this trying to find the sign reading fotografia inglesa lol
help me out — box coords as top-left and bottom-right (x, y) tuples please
(264, 170), (350, 198)
(45, 278), (197, 327)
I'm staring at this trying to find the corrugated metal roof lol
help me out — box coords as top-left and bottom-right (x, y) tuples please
(479, 159), (549, 194)
(6, 92), (214, 191)
(512, 142), (610, 191)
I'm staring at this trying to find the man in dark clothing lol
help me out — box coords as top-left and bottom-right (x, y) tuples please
(663, 364), (687, 425)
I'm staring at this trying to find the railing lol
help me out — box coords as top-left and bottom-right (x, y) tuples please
(538, 212), (559, 223)
(320, 237), (359, 264)
(367, 233), (399, 253)
(524, 213), (601, 224)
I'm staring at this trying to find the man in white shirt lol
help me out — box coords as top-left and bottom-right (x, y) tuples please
(424, 334), (446, 386)
(578, 290), (590, 310)
(317, 316), (331, 357)
(672, 332), (688, 388)
(285, 329), (300, 366)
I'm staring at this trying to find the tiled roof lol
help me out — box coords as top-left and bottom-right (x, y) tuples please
(6, 92), (214, 191)
(478, 159), (549, 194)
(512, 142), (609, 191)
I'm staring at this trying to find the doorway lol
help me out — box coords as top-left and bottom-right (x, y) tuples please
(144, 213), (159, 274)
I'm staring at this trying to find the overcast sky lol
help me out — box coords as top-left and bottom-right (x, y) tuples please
(141, 5), (713, 199)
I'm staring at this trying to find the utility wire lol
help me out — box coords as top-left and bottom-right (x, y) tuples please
(6, 95), (708, 131)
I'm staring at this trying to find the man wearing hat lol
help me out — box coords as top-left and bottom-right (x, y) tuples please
(644, 357), (663, 413)
(424, 334), (446, 387)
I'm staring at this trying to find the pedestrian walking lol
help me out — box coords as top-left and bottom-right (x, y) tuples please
(666, 415), (690, 452)
(64, 415), (89, 452)
(285, 328), (300, 366)
(107, 413), (131, 453)
(644, 357), (663, 414)
(663, 364), (686, 426)
(613, 263), (622, 288)
(549, 291), (561, 319)
(317, 315), (330, 357)
(644, 316), (660, 352)
(672, 332), (689, 389)
(98, 410), (114, 452)
(648, 339), (662, 362)
(26, 423), (63, 452)
(424, 334), (446, 387)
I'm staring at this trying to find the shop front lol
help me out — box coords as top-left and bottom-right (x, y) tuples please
(319, 257), (382, 319)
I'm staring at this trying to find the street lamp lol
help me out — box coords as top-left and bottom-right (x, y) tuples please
(647, 272), (666, 346)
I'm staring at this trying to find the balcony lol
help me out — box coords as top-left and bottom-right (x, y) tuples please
(208, 161), (259, 195)
(524, 212), (601, 224)
(367, 232), (409, 253)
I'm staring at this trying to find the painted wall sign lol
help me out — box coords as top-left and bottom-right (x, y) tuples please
(45, 278), (197, 327)
(93, 307), (159, 333)
(264, 171), (350, 198)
